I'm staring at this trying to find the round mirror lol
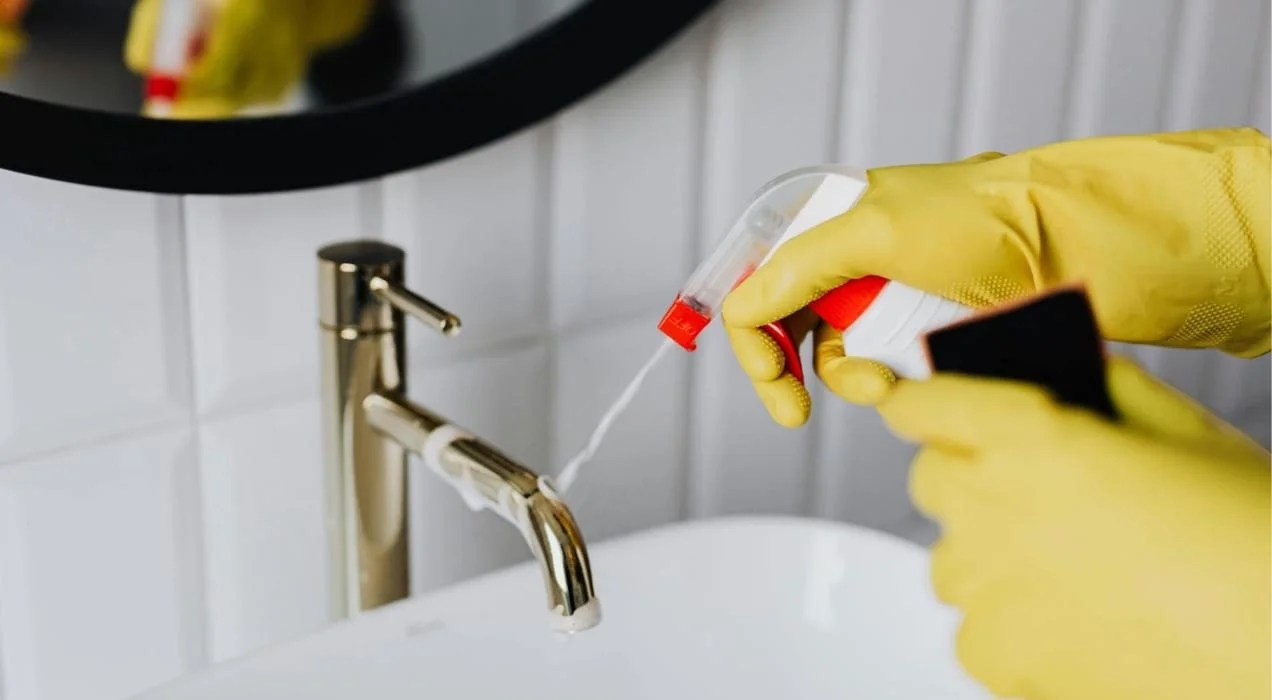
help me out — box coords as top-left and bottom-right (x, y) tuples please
(2, 0), (586, 115)
(0, 0), (716, 193)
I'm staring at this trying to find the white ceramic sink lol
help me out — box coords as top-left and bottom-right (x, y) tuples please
(137, 517), (988, 699)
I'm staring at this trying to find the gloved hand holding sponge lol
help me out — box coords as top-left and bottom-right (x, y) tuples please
(123, 0), (373, 118)
(882, 357), (1270, 700)
(724, 127), (1271, 699)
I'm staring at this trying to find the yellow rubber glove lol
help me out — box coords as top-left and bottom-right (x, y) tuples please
(879, 358), (1270, 700)
(124, 0), (372, 118)
(0, 22), (22, 76)
(723, 128), (1271, 426)
(0, 0), (29, 76)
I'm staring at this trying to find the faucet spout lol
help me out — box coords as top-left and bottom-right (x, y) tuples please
(363, 391), (600, 632)
(521, 485), (602, 632)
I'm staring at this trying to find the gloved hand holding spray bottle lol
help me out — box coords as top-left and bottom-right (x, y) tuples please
(557, 165), (973, 493)
(657, 165), (971, 390)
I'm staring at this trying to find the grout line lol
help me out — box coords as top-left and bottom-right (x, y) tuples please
(1160, 0), (1206, 132)
(950, 0), (986, 159)
(357, 178), (385, 240)
(1155, 0), (1184, 132)
(836, 0), (871, 164)
(0, 496), (37, 699)
(1058, 0), (1092, 140)
(193, 390), (321, 426)
(540, 120), (562, 469)
(0, 417), (191, 470)
(678, 10), (719, 521)
(0, 525), (5, 700)
(826, 0), (851, 165)
(0, 494), (18, 698)
(189, 307), (668, 427)
(170, 194), (212, 671)
(1246, 1), (1271, 127)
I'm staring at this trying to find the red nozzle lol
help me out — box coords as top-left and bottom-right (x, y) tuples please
(658, 276), (887, 386)
(658, 296), (711, 351)
(145, 30), (208, 103)
(145, 74), (181, 101)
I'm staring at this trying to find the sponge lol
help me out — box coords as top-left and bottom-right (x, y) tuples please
(923, 287), (1118, 420)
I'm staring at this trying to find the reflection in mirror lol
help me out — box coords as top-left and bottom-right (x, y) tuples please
(0, 0), (584, 118)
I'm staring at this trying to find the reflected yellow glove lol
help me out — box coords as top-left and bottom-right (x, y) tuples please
(124, 0), (372, 118)
(0, 0), (29, 76)
(724, 128), (1271, 426)
(879, 358), (1270, 700)
(0, 22), (22, 76)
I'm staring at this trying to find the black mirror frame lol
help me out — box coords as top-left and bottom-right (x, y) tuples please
(0, 0), (718, 195)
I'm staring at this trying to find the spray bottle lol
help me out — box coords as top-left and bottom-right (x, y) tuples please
(658, 165), (972, 381)
(557, 166), (973, 493)
(143, 0), (207, 117)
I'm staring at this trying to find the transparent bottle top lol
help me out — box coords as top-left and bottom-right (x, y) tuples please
(679, 164), (867, 317)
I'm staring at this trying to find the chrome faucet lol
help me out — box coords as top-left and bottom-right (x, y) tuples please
(317, 240), (599, 632)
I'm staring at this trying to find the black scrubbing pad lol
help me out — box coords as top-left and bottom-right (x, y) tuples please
(923, 287), (1118, 420)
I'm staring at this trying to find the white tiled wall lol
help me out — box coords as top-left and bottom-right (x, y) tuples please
(0, 430), (202, 700)
(0, 178), (191, 464)
(1, 1), (1269, 698)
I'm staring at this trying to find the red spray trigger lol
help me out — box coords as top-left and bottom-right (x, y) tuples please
(757, 276), (890, 386)
(759, 322), (804, 383)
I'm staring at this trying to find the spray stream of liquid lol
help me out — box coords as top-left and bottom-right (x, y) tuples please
(554, 339), (675, 492)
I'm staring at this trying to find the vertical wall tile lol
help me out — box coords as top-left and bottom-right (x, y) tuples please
(1161, 349), (1224, 407)
(1165, 0), (1268, 130)
(184, 184), (371, 417)
(407, 345), (552, 592)
(552, 317), (688, 542)
(1066, 0), (1182, 137)
(957, 0), (1080, 154)
(812, 383), (922, 535)
(839, 0), (970, 164)
(0, 171), (190, 462)
(690, 0), (843, 517)
(197, 400), (329, 663)
(0, 430), (199, 700)
(1205, 354), (1272, 448)
(550, 21), (708, 328)
(383, 129), (548, 363)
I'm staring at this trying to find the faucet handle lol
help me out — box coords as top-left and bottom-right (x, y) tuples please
(369, 277), (462, 337)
